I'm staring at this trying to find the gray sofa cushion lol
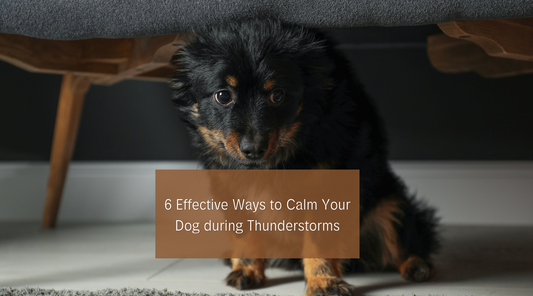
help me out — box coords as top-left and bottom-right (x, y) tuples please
(1, 0), (533, 40)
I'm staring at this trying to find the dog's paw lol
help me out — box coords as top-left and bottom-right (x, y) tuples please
(225, 267), (266, 290)
(399, 255), (432, 282)
(306, 276), (353, 296)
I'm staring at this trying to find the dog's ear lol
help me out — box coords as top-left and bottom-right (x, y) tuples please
(170, 46), (198, 126)
(284, 28), (337, 96)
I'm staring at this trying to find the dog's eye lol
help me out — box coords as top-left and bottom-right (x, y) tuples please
(270, 89), (285, 105)
(214, 90), (233, 105)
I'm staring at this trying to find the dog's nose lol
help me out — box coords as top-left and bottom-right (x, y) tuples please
(239, 135), (268, 160)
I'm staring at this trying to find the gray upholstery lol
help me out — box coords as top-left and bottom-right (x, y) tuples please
(1, 0), (533, 40)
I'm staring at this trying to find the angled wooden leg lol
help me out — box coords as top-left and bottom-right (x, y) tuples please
(42, 73), (92, 229)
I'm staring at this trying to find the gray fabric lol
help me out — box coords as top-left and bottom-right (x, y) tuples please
(0, 288), (270, 296)
(1, 0), (533, 40)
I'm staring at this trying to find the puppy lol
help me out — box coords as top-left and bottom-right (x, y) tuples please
(170, 19), (439, 296)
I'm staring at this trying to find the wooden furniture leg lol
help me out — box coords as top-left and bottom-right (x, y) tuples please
(0, 32), (188, 228)
(42, 74), (92, 229)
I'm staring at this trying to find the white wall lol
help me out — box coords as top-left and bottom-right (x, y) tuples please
(1, 161), (532, 225)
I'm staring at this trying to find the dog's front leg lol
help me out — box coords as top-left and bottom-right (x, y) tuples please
(303, 258), (352, 296)
(226, 258), (265, 290)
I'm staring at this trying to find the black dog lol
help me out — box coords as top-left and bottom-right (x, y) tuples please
(170, 19), (439, 296)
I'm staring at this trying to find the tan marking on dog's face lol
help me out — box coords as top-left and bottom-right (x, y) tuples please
(197, 126), (227, 163)
(264, 78), (275, 91)
(197, 126), (224, 148)
(273, 121), (301, 166)
(296, 102), (304, 116)
(226, 75), (238, 88)
(263, 130), (280, 159)
(280, 121), (300, 145)
(198, 127), (249, 162)
(191, 103), (200, 118)
(225, 131), (246, 160)
(362, 198), (404, 267)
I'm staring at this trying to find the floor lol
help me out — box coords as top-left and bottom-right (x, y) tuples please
(0, 223), (532, 296)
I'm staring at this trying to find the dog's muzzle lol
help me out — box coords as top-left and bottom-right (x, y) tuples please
(239, 134), (269, 160)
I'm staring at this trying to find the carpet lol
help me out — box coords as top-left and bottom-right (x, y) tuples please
(0, 288), (271, 296)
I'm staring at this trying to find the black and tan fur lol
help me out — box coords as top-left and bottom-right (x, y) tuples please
(170, 19), (439, 296)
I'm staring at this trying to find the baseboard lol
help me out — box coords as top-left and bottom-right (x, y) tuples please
(0, 161), (198, 223)
(1, 161), (532, 225)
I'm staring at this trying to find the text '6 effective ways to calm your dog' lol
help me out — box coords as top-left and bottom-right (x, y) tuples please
(156, 170), (360, 258)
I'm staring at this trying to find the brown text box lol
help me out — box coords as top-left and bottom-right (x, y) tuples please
(156, 170), (359, 258)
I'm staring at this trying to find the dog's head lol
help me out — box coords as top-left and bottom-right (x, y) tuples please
(171, 20), (334, 169)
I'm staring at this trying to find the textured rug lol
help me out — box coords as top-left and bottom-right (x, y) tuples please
(0, 288), (272, 296)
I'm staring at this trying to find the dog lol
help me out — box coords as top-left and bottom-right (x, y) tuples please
(170, 19), (439, 296)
